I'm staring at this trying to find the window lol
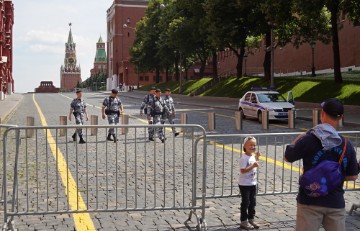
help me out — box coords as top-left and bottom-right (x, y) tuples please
(140, 76), (144, 81)
(244, 93), (251, 101)
(251, 94), (257, 103)
(159, 76), (163, 82)
(145, 76), (149, 81)
(257, 93), (286, 103)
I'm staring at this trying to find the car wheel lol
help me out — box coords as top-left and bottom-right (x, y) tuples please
(238, 108), (246, 119)
(257, 111), (262, 124)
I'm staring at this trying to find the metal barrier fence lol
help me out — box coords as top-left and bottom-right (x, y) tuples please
(194, 131), (360, 201)
(1, 124), (207, 230)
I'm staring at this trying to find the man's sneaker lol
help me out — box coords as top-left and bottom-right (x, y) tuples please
(249, 219), (259, 229)
(240, 221), (254, 230)
(72, 133), (77, 142)
(107, 134), (114, 141)
(174, 132), (180, 137)
(112, 135), (118, 143)
(79, 137), (86, 144)
(149, 137), (155, 141)
(161, 138), (167, 143)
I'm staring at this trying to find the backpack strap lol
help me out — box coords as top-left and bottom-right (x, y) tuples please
(338, 138), (347, 164)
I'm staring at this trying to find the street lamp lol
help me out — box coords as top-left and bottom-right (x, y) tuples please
(243, 54), (248, 76)
(268, 22), (275, 88)
(310, 41), (316, 77)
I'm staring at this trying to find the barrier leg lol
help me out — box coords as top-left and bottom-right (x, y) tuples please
(180, 113), (187, 133)
(59, 116), (67, 136)
(121, 114), (129, 135)
(312, 109), (320, 127)
(208, 112), (216, 131)
(288, 110), (295, 129)
(90, 115), (98, 136)
(26, 116), (35, 138)
(235, 111), (243, 131)
(261, 110), (269, 130)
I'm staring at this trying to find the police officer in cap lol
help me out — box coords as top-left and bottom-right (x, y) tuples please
(162, 88), (180, 137)
(69, 89), (88, 144)
(151, 88), (170, 143)
(140, 86), (156, 141)
(102, 89), (124, 142)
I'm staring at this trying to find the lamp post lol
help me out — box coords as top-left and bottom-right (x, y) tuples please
(269, 22), (275, 88)
(310, 41), (316, 77)
(244, 54), (248, 76)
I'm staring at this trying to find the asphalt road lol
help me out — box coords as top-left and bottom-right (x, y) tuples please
(1, 92), (360, 231)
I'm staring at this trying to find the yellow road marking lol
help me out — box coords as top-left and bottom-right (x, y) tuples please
(33, 94), (96, 230)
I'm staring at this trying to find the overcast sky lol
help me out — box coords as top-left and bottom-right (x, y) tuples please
(13, 0), (114, 93)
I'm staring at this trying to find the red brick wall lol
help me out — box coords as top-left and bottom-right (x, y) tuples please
(60, 73), (81, 91)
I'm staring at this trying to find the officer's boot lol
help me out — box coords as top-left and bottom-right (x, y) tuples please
(107, 134), (114, 141)
(112, 134), (118, 143)
(72, 132), (77, 142)
(79, 135), (86, 144)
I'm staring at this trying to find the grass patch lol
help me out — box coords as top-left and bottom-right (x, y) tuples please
(139, 74), (360, 105)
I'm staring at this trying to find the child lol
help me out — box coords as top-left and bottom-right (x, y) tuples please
(239, 136), (261, 230)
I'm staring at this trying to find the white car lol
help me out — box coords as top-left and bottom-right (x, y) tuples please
(238, 88), (295, 123)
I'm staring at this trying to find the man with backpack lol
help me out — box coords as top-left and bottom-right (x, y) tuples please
(102, 89), (124, 142)
(285, 98), (358, 231)
(150, 89), (170, 143)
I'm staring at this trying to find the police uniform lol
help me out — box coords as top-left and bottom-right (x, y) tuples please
(162, 91), (179, 136)
(70, 95), (87, 143)
(140, 87), (156, 139)
(151, 91), (170, 142)
(103, 94), (122, 140)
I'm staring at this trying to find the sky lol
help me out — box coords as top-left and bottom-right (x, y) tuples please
(13, 0), (114, 93)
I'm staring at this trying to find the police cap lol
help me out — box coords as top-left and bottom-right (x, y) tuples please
(111, 89), (119, 94)
(76, 89), (82, 93)
(165, 88), (171, 92)
(150, 86), (156, 91)
(155, 88), (161, 93)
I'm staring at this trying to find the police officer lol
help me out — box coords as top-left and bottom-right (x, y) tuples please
(151, 89), (170, 143)
(140, 86), (156, 141)
(102, 89), (124, 142)
(162, 88), (180, 137)
(68, 89), (88, 144)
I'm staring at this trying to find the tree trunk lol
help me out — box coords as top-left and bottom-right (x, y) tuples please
(155, 67), (160, 83)
(166, 66), (170, 82)
(263, 31), (271, 81)
(174, 54), (179, 81)
(212, 50), (218, 78)
(329, 0), (342, 83)
(235, 45), (246, 79)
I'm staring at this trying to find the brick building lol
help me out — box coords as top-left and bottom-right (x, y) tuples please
(60, 24), (82, 91)
(106, 0), (150, 90)
(90, 36), (107, 76)
(216, 18), (360, 77)
(0, 0), (14, 97)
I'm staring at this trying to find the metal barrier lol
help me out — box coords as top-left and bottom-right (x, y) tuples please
(2, 124), (207, 230)
(194, 131), (360, 201)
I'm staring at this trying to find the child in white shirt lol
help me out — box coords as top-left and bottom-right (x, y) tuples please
(239, 136), (261, 230)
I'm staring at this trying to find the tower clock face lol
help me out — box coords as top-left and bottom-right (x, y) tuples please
(68, 57), (74, 64)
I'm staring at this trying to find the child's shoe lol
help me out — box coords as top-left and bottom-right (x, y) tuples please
(240, 221), (254, 230)
(249, 219), (259, 229)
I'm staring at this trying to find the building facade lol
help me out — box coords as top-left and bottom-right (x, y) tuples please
(106, 0), (150, 90)
(60, 25), (82, 91)
(90, 36), (107, 76)
(216, 18), (360, 77)
(0, 0), (14, 97)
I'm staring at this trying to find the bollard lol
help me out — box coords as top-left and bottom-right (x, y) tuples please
(59, 116), (67, 137)
(26, 116), (35, 138)
(180, 113), (188, 133)
(208, 112), (216, 131)
(288, 109), (296, 129)
(235, 111), (243, 131)
(90, 115), (98, 136)
(261, 110), (269, 130)
(121, 114), (129, 135)
(312, 109), (320, 127)
(338, 115), (344, 127)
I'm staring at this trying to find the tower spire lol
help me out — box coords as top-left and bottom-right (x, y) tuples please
(67, 22), (74, 44)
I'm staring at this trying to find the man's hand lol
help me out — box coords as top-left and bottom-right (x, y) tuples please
(102, 114), (106, 120)
(68, 115), (72, 121)
(86, 115), (89, 121)
(140, 111), (143, 116)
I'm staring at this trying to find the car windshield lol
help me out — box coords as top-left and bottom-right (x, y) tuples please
(257, 93), (286, 103)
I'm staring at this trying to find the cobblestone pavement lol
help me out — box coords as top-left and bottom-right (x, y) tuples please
(0, 92), (360, 231)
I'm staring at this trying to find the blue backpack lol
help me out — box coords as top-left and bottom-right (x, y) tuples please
(299, 138), (347, 197)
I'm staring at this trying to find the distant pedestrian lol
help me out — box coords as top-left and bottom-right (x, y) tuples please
(140, 87), (156, 141)
(102, 89), (124, 142)
(285, 98), (359, 231)
(162, 88), (179, 136)
(151, 89), (170, 143)
(239, 136), (261, 230)
(69, 89), (88, 144)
